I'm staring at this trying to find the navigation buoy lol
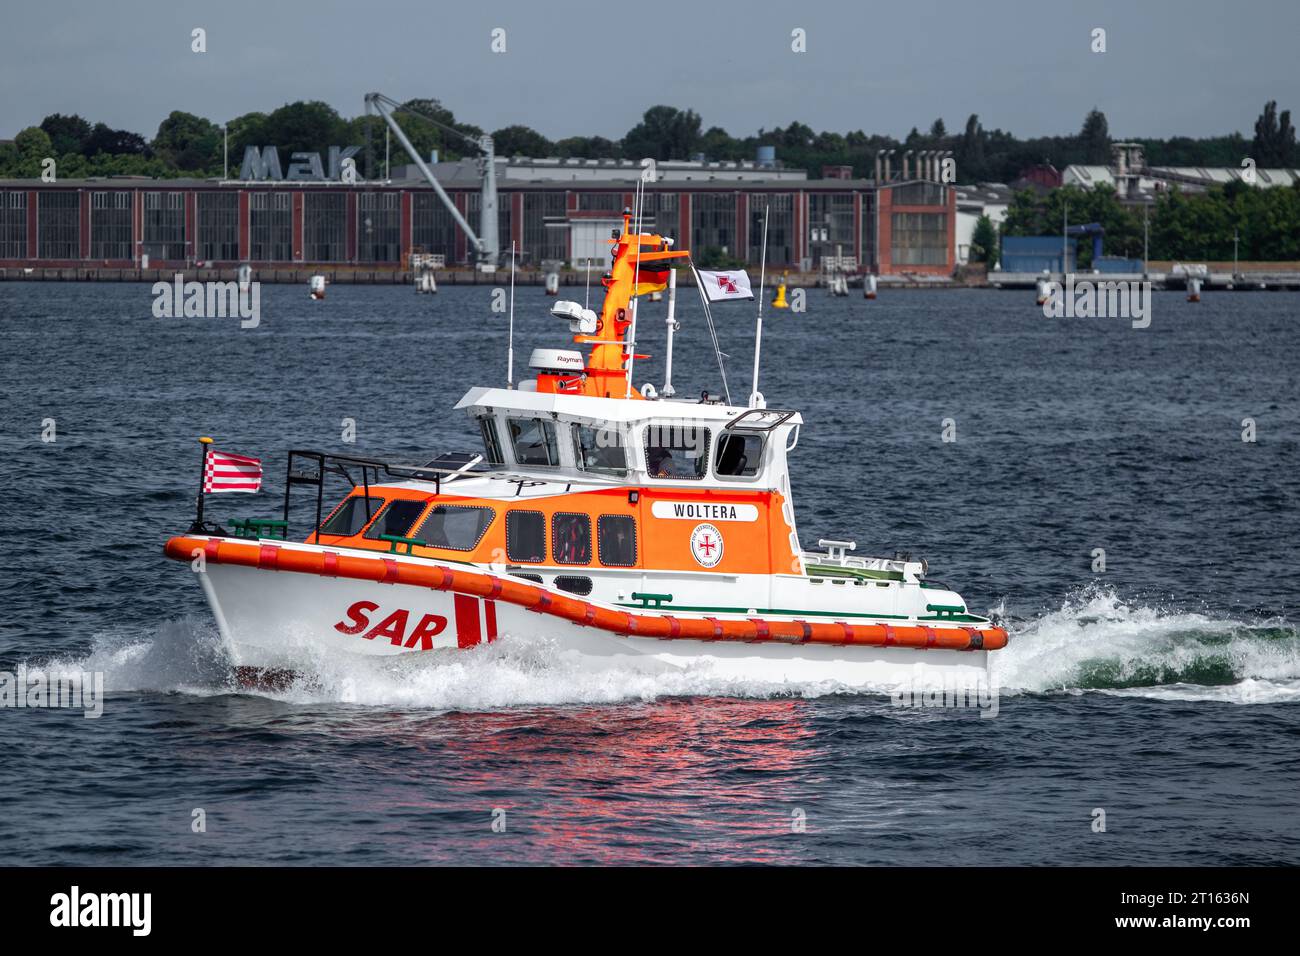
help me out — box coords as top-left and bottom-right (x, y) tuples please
(309, 275), (326, 300)
(863, 274), (878, 300)
(1187, 277), (1201, 302)
(415, 272), (437, 294)
(238, 263), (252, 295)
(772, 274), (789, 309)
(544, 272), (560, 296)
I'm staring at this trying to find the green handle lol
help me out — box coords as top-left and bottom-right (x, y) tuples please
(380, 533), (428, 554)
(631, 592), (674, 608)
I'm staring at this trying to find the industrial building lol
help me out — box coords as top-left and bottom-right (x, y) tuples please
(0, 153), (956, 276)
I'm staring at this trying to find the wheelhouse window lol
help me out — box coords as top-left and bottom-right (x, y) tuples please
(643, 424), (711, 480)
(319, 496), (385, 536)
(552, 513), (592, 565)
(363, 499), (428, 541)
(508, 417), (560, 467)
(715, 432), (764, 478)
(414, 505), (494, 551)
(572, 422), (627, 476)
(506, 510), (546, 563)
(479, 417), (505, 466)
(598, 515), (637, 567)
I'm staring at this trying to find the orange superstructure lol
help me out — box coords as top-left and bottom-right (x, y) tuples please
(576, 211), (690, 398)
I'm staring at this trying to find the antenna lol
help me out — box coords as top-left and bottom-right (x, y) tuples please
(749, 203), (770, 408)
(506, 241), (516, 388)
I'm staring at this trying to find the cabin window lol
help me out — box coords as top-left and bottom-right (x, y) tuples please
(552, 512), (592, 565)
(319, 496), (385, 536)
(508, 417), (560, 467)
(643, 424), (711, 479)
(554, 575), (594, 596)
(506, 510), (547, 563)
(413, 504), (494, 551)
(598, 515), (637, 567)
(363, 499), (428, 541)
(479, 417), (505, 466)
(572, 423), (627, 476)
(715, 432), (764, 478)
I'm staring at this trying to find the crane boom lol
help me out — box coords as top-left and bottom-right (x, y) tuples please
(364, 92), (500, 270)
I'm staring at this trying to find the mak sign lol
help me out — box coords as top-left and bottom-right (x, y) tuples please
(239, 145), (361, 182)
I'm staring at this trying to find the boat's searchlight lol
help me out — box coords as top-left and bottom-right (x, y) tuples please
(550, 300), (598, 335)
(529, 348), (586, 394)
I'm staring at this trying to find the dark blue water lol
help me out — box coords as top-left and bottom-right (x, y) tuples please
(1, 281), (1298, 864)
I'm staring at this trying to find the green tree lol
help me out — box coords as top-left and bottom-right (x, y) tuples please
(970, 214), (999, 266)
(40, 113), (92, 155)
(152, 110), (222, 172)
(623, 106), (702, 160)
(1252, 100), (1296, 167)
(1078, 108), (1110, 164)
(491, 125), (553, 157)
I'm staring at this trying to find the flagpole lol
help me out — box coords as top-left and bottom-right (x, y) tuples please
(191, 436), (213, 532)
(749, 204), (770, 409)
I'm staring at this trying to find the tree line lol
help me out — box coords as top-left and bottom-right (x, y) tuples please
(2, 100), (1294, 184)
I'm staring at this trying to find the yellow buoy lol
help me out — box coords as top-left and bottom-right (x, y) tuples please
(772, 274), (789, 309)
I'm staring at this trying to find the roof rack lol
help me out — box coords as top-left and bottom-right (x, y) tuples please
(282, 449), (487, 539)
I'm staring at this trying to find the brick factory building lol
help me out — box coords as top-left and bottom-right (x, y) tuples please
(0, 155), (954, 276)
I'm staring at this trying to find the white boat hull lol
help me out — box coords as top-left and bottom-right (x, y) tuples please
(197, 561), (991, 690)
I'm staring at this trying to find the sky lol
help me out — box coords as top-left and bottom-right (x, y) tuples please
(2, 0), (1297, 144)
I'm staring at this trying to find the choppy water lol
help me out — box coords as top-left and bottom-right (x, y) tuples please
(1, 281), (1298, 864)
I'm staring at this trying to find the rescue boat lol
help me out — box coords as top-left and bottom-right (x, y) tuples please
(165, 211), (1008, 689)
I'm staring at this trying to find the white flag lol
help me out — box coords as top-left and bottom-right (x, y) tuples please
(697, 269), (754, 302)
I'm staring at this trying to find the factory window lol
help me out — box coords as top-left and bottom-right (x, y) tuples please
(305, 192), (346, 262)
(142, 191), (186, 261)
(807, 192), (856, 267)
(859, 192), (877, 271)
(747, 193), (793, 266)
(891, 212), (948, 266)
(638, 191), (678, 232)
(90, 192), (132, 260)
(249, 191), (292, 261)
(691, 192), (736, 257)
(892, 182), (947, 206)
(38, 191), (80, 260)
(552, 513), (592, 565)
(597, 515), (637, 567)
(522, 191), (568, 265)
(0, 191), (28, 259)
(576, 192), (622, 212)
(508, 417), (560, 467)
(196, 192), (239, 262)
(413, 192), (458, 263)
(505, 510), (546, 563)
(644, 423), (711, 480)
(415, 505), (495, 552)
(358, 191), (400, 262)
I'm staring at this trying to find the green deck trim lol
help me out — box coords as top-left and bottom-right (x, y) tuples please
(614, 601), (989, 624)
(379, 533), (428, 555)
(228, 518), (289, 540)
(804, 563), (904, 582)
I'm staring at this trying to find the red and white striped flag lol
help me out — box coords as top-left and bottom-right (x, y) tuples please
(203, 449), (263, 493)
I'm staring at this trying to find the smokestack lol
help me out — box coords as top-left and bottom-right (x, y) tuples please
(884, 150), (893, 181)
(903, 150), (913, 180)
(875, 149), (883, 184)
